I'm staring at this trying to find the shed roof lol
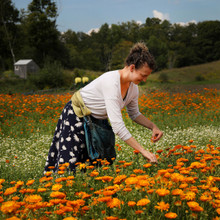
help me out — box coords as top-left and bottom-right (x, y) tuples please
(14, 59), (33, 65)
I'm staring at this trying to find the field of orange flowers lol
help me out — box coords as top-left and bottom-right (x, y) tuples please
(0, 88), (219, 219)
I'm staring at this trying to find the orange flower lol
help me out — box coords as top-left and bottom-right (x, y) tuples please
(38, 188), (47, 193)
(128, 201), (136, 207)
(4, 187), (17, 196)
(25, 194), (42, 203)
(156, 188), (170, 197)
(63, 217), (77, 220)
(137, 198), (150, 206)
(90, 170), (99, 177)
(50, 191), (66, 199)
(52, 183), (63, 191)
(135, 210), (144, 214)
(143, 163), (152, 168)
(107, 198), (121, 208)
(113, 175), (127, 185)
(125, 177), (138, 185)
(0, 201), (20, 214)
(155, 201), (170, 212)
(164, 212), (178, 219)
(26, 180), (35, 186)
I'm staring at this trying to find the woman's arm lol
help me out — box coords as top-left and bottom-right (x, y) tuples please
(124, 136), (158, 163)
(133, 114), (163, 142)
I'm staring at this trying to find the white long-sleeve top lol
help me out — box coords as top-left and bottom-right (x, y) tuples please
(80, 70), (141, 141)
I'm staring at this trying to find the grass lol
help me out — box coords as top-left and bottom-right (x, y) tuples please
(0, 88), (220, 219)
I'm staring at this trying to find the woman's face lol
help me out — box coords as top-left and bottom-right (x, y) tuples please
(130, 63), (152, 84)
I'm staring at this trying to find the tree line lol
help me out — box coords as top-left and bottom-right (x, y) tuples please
(1, 0), (220, 73)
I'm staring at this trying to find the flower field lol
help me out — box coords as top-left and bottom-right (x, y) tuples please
(0, 88), (220, 220)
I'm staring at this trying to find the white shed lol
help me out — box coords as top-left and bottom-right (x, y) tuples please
(14, 59), (39, 79)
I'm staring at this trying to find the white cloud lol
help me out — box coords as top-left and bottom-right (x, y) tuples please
(136, 20), (143, 25)
(176, 20), (197, 26)
(87, 28), (99, 35)
(153, 10), (170, 21)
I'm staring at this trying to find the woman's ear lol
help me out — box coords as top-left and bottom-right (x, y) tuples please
(130, 64), (135, 72)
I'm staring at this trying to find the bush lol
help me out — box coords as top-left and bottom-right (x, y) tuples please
(158, 73), (169, 83)
(195, 74), (205, 81)
(29, 59), (65, 89)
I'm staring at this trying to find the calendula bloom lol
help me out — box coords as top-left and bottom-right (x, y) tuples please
(125, 177), (138, 185)
(105, 217), (119, 220)
(155, 201), (170, 212)
(128, 201), (136, 207)
(90, 170), (99, 177)
(97, 196), (112, 203)
(95, 176), (113, 182)
(210, 187), (219, 193)
(52, 183), (63, 191)
(200, 192), (212, 202)
(107, 198), (121, 208)
(15, 181), (24, 188)
(37, 188), (47, 193)
(137, 198), (150, 206)
(143, 163), (152, 168)
(5, 216), (20, 220)
(50, 191), (66, 199)
(156, 188), (170, 197)
(181, 191), (196, 201)
(25, 194), (42, 203)
(164, 212), (178, 219)
(135, 210), (144, 214)
(26, 179), (35, 186)
(0, 201), (20, 214)
(63, 217), (77, 220)
(4, 187), (17, 196)
(113, 175), (127, 185)
(0, 179), (5, 184)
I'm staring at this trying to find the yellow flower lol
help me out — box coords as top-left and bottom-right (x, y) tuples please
(4, 187), (17, 196)
(0, 201), (20, 214)
(155, 201), (170, 212)
(164, 212), (178, 219)
(50, 191), (66, 199)
(25, 194), (42, 203)
(137, 198), (150, 206)
(156, 188), (170, 197)
(52, 183), (63, 191)
(107, 198), (121, 208)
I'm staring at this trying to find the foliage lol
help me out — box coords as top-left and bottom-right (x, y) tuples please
(29, 59), (65, 89)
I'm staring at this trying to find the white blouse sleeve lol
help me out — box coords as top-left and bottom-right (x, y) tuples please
(101, 80), (132, 141)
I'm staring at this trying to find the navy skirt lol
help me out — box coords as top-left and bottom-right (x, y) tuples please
(44, 101), (89, 173)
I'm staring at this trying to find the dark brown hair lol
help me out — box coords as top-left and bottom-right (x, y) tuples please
(125, 42), (156, 70)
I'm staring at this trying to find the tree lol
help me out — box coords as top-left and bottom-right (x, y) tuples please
(0, 0), (20, 70)
(23, 0), (67, 66)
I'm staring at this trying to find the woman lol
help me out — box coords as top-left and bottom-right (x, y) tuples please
(44, 42), (163, 173)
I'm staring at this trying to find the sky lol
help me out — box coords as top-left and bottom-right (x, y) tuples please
(13, 0), (220, 34)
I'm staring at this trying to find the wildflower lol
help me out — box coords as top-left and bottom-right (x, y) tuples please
(52, 183), (63, 191)
(107, 198), (121, 208)
(90, 170), (99, 177)
(0, 201), (20, 214)
(128, 201), (136, 207)
(50, 191), (66, 199)
(4, 187), (17, 196)
(143, 163), (152, 168)
(38, 188), (47, 193)
(165, 212), (178, 219)
(63, 217), (77, 220)
(25, 194), (42, 203)
(156, 188), (170, 197)
(137, 198), (150, 206)
(113, 175), (127, 185)
(155, 201), (170, 212)
(26, 179), (35, 186)
(181, 191), (196, 201)
(0, 179), (5, 184)
(125, 177), (138, 185)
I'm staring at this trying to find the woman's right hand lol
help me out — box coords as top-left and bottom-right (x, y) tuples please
(141, 150), (158, 164)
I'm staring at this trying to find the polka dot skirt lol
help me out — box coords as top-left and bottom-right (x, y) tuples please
(44, 101), (89, 173)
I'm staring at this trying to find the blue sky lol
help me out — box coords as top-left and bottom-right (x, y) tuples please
(13, 0), (220, 34)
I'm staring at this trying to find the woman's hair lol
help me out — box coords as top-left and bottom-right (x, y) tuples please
(125, 42), (156, 70)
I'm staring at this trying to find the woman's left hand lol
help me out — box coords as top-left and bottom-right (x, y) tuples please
(151, 128), (163, 143)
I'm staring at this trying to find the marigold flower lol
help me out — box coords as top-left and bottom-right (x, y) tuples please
(50, 191), (66, 199)
(0, 201), (20, 214)
(0, 179), (5, 184)
(63, 217), (77, 220)
(155, 201), (170, 212)
(38, 188), (47, 193)
(26, 180), (35, 186)
(135, 210), (143, 214)
(113, 175), (127, 185)
(107, 198), (121, 208)
(25, 194), (42, 203)
(156, 188), (170, 197)
(4, 187), (17, 196)
(164, 212), (178, 219)
(181, 191), (196, 201)
(125, 177), (138, 185)
(52, 183), (63, 191)
(137, 198), (150, 206)
(128, 201), (136, 207)
(143, 163), (152, 168)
